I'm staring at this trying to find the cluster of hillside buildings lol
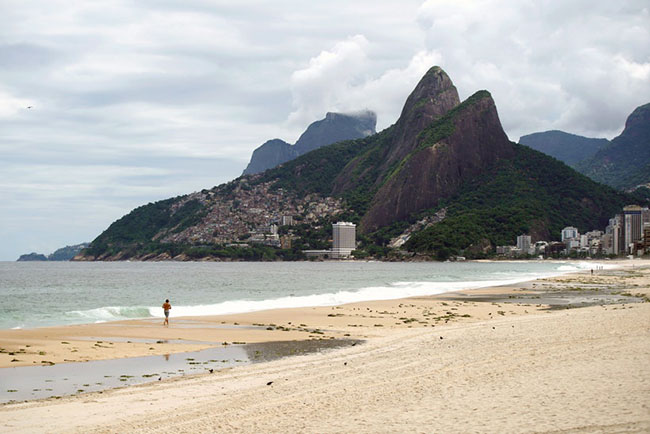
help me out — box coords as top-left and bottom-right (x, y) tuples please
(161, 179), (344, 247)
(498, 205), (650, 258)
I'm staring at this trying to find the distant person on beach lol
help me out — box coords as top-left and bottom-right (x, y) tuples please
(162, 299), (171, 326)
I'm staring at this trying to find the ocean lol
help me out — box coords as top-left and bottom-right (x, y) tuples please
(0, 260), (604, 330)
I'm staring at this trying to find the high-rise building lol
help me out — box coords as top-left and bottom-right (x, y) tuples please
(561, 227), (579, 242)
(332, 222), (356, 259)
(601, 233), (613, 255)
(516, 235), (532, 254)
(643, 223), (650, 252)
(624, 205), (643, 253)
(643, 208), (650, 226)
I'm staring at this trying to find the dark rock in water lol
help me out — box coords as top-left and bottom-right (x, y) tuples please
(242, 111), (377, 176)
(17, 243), (90, 262)
(17, 253), (48, 261)
(519, 130), (609, 166)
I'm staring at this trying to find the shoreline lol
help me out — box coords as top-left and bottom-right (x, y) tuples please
(0, 259), (646, 371)
(1, 258), (627, 332)
(0, 261), (648, 432)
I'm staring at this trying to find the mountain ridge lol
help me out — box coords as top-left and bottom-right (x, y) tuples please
(519, 102), (650, 191)
(577, 102), (650, 190)
(78, 67), (639, 261)
(518, 130), (609, 166)
(242, 111), (377, 176)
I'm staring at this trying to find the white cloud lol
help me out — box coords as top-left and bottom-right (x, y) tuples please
(288, 36), (442, 131)
(416, 0), (650, 140)
(1, 0), (648, 260)
(0, 88), (36, 118)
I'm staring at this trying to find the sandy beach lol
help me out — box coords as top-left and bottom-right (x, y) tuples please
(1, 260), (649, 433)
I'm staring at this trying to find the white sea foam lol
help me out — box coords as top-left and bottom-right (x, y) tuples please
(59, 261), (606, 323)
(556, 261), (617, 271)
(66, 306), (154, 321)
(69, 273), (558, 321)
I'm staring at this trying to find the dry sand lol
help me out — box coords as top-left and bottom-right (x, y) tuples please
(1, 260), (649, 432)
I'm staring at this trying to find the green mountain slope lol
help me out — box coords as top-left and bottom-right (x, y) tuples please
(576, 103), (650, 190)
(404, 144), (630, 259)
(80, 67), (640, 261)
(518, 130), (609, 166)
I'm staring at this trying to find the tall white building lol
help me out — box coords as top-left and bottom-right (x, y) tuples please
(516, 235), (532, 254)
(332, 222), (356, 259)
(561, 226), (579, 242)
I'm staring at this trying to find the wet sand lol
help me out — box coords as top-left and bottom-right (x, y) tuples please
(1, 259), (649, 432)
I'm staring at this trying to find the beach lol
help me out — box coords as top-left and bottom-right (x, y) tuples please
(1, 260), (649, 432)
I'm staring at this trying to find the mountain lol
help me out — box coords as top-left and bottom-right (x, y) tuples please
(576, 103), (650, 190)
(78, 67), (636, 261)
(242, 111), (377, 175)
(17, 243), (90, 261)
(518, 130), (609, 166)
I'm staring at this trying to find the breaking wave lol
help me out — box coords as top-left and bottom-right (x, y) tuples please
(59, 261), (607, 323)
(66, 306), (155, 321)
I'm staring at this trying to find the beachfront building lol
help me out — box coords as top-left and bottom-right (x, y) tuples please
(643, 223), (650, 253)
(331, 222), (356, 259)
(561, 226), (579, 242)
(605, 215), (624, 255)
(601, 233), (614, 255)
(534, 241), (548, 255)
(496, 245), (516, 256)
(516, 235), (532, 255)
(624, 205), (644, 253)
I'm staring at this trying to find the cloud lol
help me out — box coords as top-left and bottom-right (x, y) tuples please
(0, 88), (36, 118)
(416, 0), (650, 139)
(288, 36), (442, 131)
(0, 0), (648, 260)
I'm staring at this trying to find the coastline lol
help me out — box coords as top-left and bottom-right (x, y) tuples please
(0, 259), (646, 370)
(1, 259), (649, 432)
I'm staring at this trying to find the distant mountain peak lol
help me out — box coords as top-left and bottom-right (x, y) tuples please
(576, 101), (650, 190)
(518, 130), (609, 166)
(242, 111), (377, 176)
(398, 66), (460, 130)
(624, 102), (650, 132)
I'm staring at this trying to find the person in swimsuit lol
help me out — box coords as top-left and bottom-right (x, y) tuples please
(162, 299), (171, 326)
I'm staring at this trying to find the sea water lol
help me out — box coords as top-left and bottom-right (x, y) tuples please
(0, 260), (605, 330)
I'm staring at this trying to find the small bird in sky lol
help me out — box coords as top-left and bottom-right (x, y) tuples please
(27, 106), (33, 109)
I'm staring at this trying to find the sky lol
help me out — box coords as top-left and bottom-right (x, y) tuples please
(1, 0), (649, 261)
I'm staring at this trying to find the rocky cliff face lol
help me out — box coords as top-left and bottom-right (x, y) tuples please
(383, 66), (461, 169)
(242, 139), (293, 176)
(361, 90), (514, 232)
(332, 67), (513, 232)
(577, 102), (650, 190)
(242, 111), (377, 176)
(293, 111), (376, 155)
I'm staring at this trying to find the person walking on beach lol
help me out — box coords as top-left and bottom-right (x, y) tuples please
(162, 299), (171, 326)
